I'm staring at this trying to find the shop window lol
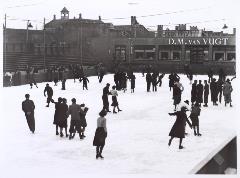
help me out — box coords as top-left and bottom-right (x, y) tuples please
(115, 46), (126, 61)
(135, 50), (144, 59)
(185, 50), (190, 61)
(204, 51), (209, 60)
(172, 51), (181, 60)
(134, 45), (155, 60)
(145, 49), (155, 60)
(214, 52), (224, 61)
(160, 51), (169, 60)
(227, 52), (235, 61)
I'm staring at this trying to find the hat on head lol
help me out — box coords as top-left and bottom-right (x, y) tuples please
(106, 83), (110, 86)
(184, 100), (189, 105)
(25, 94), (30, 98)
(99, 110), (107, 117)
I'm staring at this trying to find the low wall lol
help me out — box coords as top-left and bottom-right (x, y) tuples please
(189, 135), (237, 174)
(3, 66), (97, 87)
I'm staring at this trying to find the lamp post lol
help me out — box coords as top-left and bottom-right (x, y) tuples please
(26, 20), (33, 43)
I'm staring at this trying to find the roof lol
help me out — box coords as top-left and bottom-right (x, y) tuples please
(61, 7), (69, 13)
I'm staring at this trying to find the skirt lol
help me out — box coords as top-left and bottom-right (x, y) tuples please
(111, 96), (118, 106)
(93, 127), (107, 146)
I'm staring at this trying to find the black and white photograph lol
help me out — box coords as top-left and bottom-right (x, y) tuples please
(0, 0), (239, 177)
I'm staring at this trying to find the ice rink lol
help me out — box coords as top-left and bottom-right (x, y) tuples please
(0, 73), (237, 177)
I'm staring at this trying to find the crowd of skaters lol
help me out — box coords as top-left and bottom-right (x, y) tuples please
(21, 64), (235, 159)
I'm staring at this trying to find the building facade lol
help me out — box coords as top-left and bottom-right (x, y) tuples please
(3, 7), (236, 74)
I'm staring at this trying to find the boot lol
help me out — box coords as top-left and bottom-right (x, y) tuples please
(96, 154), (99, 159)
(168, 139), (172, 146)
(69, 133), (72, 140)
(113, 110), (117, 114)
(230, 103), (233, 107)
(99, 155), (104, 159)
(56, 131), (59, 135)
(60, 132), (63, 137)
(197, 133), (202, 136)
(118, 109), (122, 112)
(179, 145), (184, 149)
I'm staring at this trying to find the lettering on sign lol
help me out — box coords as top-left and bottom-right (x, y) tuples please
(168, 38), (229, 45)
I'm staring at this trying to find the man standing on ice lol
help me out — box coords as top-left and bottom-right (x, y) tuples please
(102, 83), (111, 112)
(22, 94), (35, 133)
(203, 80), (209, 107)
(44, 83), (54, 107)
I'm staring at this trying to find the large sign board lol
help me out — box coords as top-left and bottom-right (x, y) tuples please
(168, 38), (229, 45)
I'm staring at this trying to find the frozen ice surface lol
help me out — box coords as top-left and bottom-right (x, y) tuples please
(0, 73), (237, 177)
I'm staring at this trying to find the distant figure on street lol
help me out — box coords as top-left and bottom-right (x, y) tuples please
(158, 73), (165, 87)
(22, 94), (35, 133)
(168, 107), (192, 149)
(44, 83), (54, 107)
(217, 78), (223, 104)
(93, 110), (108, 159)
(53, 97), (63, 136)
(207, 68), (213, 83)
(196, 80), (203, 106)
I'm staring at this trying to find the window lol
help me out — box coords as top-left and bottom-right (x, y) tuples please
(160, 51), (169, 60)
(227, 52), (235, 61)
(214, 52), (225, 61)
(172, 51), (181, 60)
(115, 46), (126, 61)
(133, 45), (155, 60)
(185, 50), (190, 61)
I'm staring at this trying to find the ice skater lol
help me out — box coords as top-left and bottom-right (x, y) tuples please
(146, 72), (152, 92)
(79, 103), (89, 139)
(210, 78), (218, 106)
(196, 80), (203, 106)
(68, 98), (82, 140)
(110, 86), (122, 113)
(80, 75), (89, 90)
(203, 80), (209, 107)
(129, 74), (136, 93)
(158, 73), (165, 87)
(59, 98), (69, 137)
(44, 83), (54, 107)
(22, 94), (35, 133)
(61, 78), (66, 90)
(168, 107), (192, 149)
(93, 110), (108, 159)
(53, 97), (63, 136)
(222, 79), (233, 107)
(102, 83), (111, 112)
(172, 79), (184, 111)
(190, 102), (201, 136)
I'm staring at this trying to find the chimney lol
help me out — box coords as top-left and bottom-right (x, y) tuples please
(99, 16), (101, 21)
(79, 13), (82, 19)
(233, 28), (236, 35)
(53, 14), (56, 20)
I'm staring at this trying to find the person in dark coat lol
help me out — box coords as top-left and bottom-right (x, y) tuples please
(188, 70), (193, 84)
(196, 80), (203, 106)
(93, 110), (108, 159)
(114, 72), (120, 90)
(151, 73), (158, 92)
(29, 71), (38, 89)
(190, 102), (201, 136)
(44, 83), (54, 107)
(102, 83), (111, 112)
(61, 78), (66, 90)
(130, 74), (136, 93)
(121, 72), (127, 92)
(80, 76), (90, 90)
(158, 73), (165, 87)
(222, 79), (233, 107)
(218, 68), (226, 82)
(168, 107), (192, 149)
(217, 78), (223, 104)
(191, 80), (197, 106)
(79, 104), (89, 139)
(210, 78), (218, 105)
(146, 72), (152, 92)
(68, 98), (82, 140)
(172, 79), (184, 111)
(207, 68), (213, 83)
(99, 67), (105, 83)
(168, 72), (175, 91)
(22, 94), (35, 133)
(203, 80), (209, 107)
(52, 97), (63, 136)
(58, 98), (69, 137)
(110, 86), (122, 113)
